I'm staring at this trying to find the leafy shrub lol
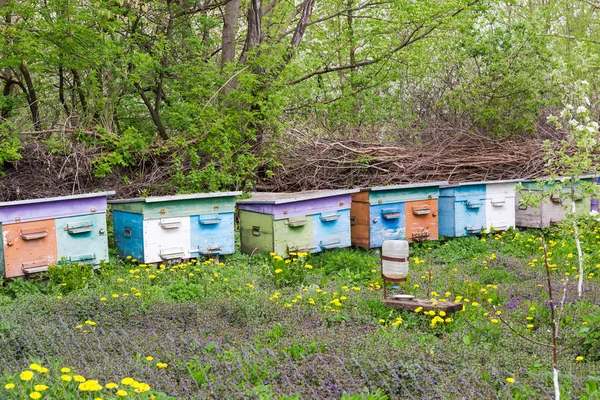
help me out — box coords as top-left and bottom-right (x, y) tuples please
(2, 278), (43, 298)
(48, 261), (94, 293)
(166, 281), (205, 302)
(0, 122), (22, 174)
(310, 249), (378, 284)
(578, 311), (600, 361)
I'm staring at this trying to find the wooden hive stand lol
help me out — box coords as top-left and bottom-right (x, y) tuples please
(381, 256), (462, 313)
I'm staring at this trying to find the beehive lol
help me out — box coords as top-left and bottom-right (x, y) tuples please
(0, 192), (114, 278)
(237, 190), (357, 256)
(350, 182), (447, 248)
(591, 177), (599, 212)
(110, 192), (241, 263)
(439, 183), (487, 237)
(515, 178), (592, 228)
(484, 180), (519, 232)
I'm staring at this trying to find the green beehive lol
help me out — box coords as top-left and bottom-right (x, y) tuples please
(516, 176), (592, 228)
(237, 190), (358, 257)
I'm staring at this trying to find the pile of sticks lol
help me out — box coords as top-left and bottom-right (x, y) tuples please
(262, 131), (552, 191)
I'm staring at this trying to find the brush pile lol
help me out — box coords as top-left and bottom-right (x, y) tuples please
(262, 131), (553, 191)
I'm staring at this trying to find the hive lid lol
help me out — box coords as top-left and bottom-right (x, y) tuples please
(109, 192), (242, 204)
(441, 179), (523, 188)
(0, 191), (116, 207)
(519, 174), (595, 184)
(236, 189), (359, 205)
(360, 181), (448, 192)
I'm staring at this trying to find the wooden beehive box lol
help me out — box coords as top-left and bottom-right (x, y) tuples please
(350, 182), (447, 248)
(0, 192), (114, 278)
(439, 183), (487, 237)
(516, 178), (592, 228)
(484, 180), (519, 232)
(237, 190), (358, 256)
(110, 192), (241, 263)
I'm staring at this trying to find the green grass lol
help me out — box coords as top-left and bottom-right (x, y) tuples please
(0, 228), (599, 399)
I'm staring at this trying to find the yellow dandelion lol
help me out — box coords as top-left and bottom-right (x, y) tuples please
(20, 370), (34, 381)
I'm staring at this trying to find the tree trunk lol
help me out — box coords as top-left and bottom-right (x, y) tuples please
(135, 82), (169, 140)
(221, 0), (241, 68)
(19, 63), (41, 131)
(239, 0), (262, 64)
(58, 65), (70, 116)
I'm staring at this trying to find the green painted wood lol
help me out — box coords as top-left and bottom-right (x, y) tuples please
(273, 216), (313, 256)
(367, 186), (439, 205)
(0, 222), (4, 276)
(239, 210), (314, 256)
(521, 177), (593, 191)
(239, 210), (274, 255)
(111, 197), (236, 219)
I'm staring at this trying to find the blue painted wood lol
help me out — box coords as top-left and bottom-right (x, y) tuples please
(112, 210), (144, 260)
(369, 202), (405, 248)
(189, 212), (235, 256)
(439, 184), (487, 237)
(437, 195), (456, 237)
(312, 209), (351, 252)
(55, 213), (110, 265)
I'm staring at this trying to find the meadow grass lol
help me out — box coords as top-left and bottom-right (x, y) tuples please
(0, 228), (599, 399)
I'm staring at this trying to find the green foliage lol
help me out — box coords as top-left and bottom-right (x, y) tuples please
(266, 252), (308, 288)
(310, 249), (378, 284)
(1, 278), (43, 298)
(577, 311), (600, 361)
(340, 388), (389, 400)
(187, 357), (213, 388)
(92, 127), (153, 178)
(166, 281), (205, 302)
(0, 122), (22, 173)
(47, 261), (95, 293)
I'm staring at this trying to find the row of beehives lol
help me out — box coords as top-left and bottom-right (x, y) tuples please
(0, 177), (597, 278)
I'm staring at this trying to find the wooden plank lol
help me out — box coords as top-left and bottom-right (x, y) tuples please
(352, 191), (370, 203)
(55, 213), (109, 266)
(350, 200), (370, 248)
(0, 196), (109, 225)
(111, 197), (236, 218)
(112, 210), (145, 260)
(405, 199), (438, 242)
(369, 202), (405, 247)
(368, 186), (440, 205)
(312, 209), (351, 252)
(3, 219), (58, 278)
(238, 194), (351, 220)
(237, 190), (358, 205)
(273, 216), (314, 256)
(189, 212), (235, 256)
(142, 217), (191, 263)
(383, 298), (463, 313)
(239, 210), (275, 255)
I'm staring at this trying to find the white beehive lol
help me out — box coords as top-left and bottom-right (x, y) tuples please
(381, 240), (409, 280)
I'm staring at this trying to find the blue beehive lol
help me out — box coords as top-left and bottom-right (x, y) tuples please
(110, 192), (241, 263)
(438, 183), (487, 237)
